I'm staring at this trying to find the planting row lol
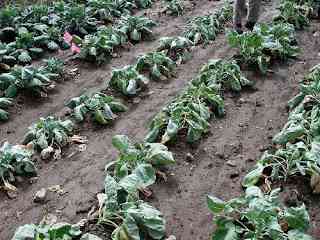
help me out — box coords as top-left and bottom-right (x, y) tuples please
(206, 0), (318, 239)
(4, 2), (236, 239)
(0, 0), (158, 70)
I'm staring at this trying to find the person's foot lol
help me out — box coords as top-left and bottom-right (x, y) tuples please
(234, 23), (243, 34)
(245, 21), (256, 31)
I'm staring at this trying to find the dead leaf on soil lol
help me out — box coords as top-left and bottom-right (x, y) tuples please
(310, 173), (320, 194)
(48, 185), (65, 195)
(40, 213), (58, 226)
(71, 135), (88, 144)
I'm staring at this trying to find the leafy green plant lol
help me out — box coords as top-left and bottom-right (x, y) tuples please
(66, 92), (127, 124)
(8, 27), (44, 64)
(207, 186), (313, 239)
(134, 0), (153, 9)
(157, 36), (193, 64)
(87, 0), (127, 22)
(228, 22), (299, 74)
(0, 97), (13, 121)
(0, 5), (20, 28)
(135, 51), (176, 80)
(77, 26), (127, 64)
(184, 3), (232, 45)
(0, 142), (36, 188)
(12, 222), (82, 240)
(23, 116), (74, 152)
(118, 15), (156, 42)
(107, 135), (175, 177)
(0, 60), (61, 98)
(108, 65), (149, 96)
(242, 64), (320, 188)
(165, 0), (184, 16)
(195, 59), (252, 92)
(60, 4), (99, 37)
(145, 59), (249, 143)
(145, 82), (224, 144)
(98, 135), (174, 240)
(274, 1), (313, 29)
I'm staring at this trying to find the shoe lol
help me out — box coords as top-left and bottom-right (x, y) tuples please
(234, 23), (243, 34)
(245, 21), (256, 31)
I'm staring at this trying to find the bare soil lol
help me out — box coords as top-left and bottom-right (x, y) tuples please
(1, 0), (320, 239)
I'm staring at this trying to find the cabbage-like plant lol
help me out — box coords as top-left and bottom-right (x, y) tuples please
(0, 59), (62, 98)
(207, 187), (313, 239)
(77, 26), (127, 64)
(0, 142), (36, 188)
(23, 116), (74, 152)
(165, 0), (184, 16)
(0, 97), (13, 121)
(157, 36), (193, 64)
(66, 92), (127, 124)
(108, 65), (149, 96)
(118, 15), (156, 42)
(135, 51), (176, 80)
(184, 3), (232, 45)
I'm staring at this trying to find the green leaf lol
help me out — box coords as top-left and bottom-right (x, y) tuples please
(212, 218), (239, 240)
(145, 143), (175, 166)
(12, 224), (36, 240)
(5, 84), (18, 98)
(284, 205), (310, 231)
(207, 195), (226, 214)
(112, 135), (131, 153)
(80, 233), (103, 240)
(288, 230), (313, 240)
(119, 164), (156, 193)
(130, 29), (141, 41)
(242, 164), (265, 188)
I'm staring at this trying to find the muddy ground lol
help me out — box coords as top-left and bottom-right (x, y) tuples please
(1, 0), (320, 239)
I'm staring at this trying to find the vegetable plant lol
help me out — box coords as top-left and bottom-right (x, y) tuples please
(146, 59), (249, 143)
(165, 0), (184, 16)
(274, 0), (313, 29)
(87, 0), (128, 22)
(207, 186), (313, 239)
(184, 3), (232, 45)
(77, 26), (127, 64)
(135, 51), (176, 80)
(0, 97), (13, 121)
(12, 222), (82, 240)
(23, 116), (74, 152)
(98, 135), (174, 240)
(228, 22), (299, 74)
(195, 59), (252, 92)
(145, 82), (224, 144)
(0, 59), (61, 98)
(157, 36), (193, 64)
(118, 15), (156, 42)
(0, 142), (36, 188)
(66, 92), (127, 124)
(243, 64), (320, 188)
(108, 65), (149, 96)
(60, 4), (99, 37)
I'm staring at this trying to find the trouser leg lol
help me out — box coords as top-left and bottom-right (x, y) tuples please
(247, 0), (261, 23)
(234, 0), (246, 25)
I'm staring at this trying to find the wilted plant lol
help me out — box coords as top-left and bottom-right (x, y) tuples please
(135, 51), (176, 80)
(0, 142), (36, 189)
(66, 92), (127, 124)
(157, 36), (193, 64)
(108, 65), (149, 96)
(23, 116), (74, 152)
(118, 15), (156, 42)
(207, 186), (313, 239)
(0, 97), (13, 121)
